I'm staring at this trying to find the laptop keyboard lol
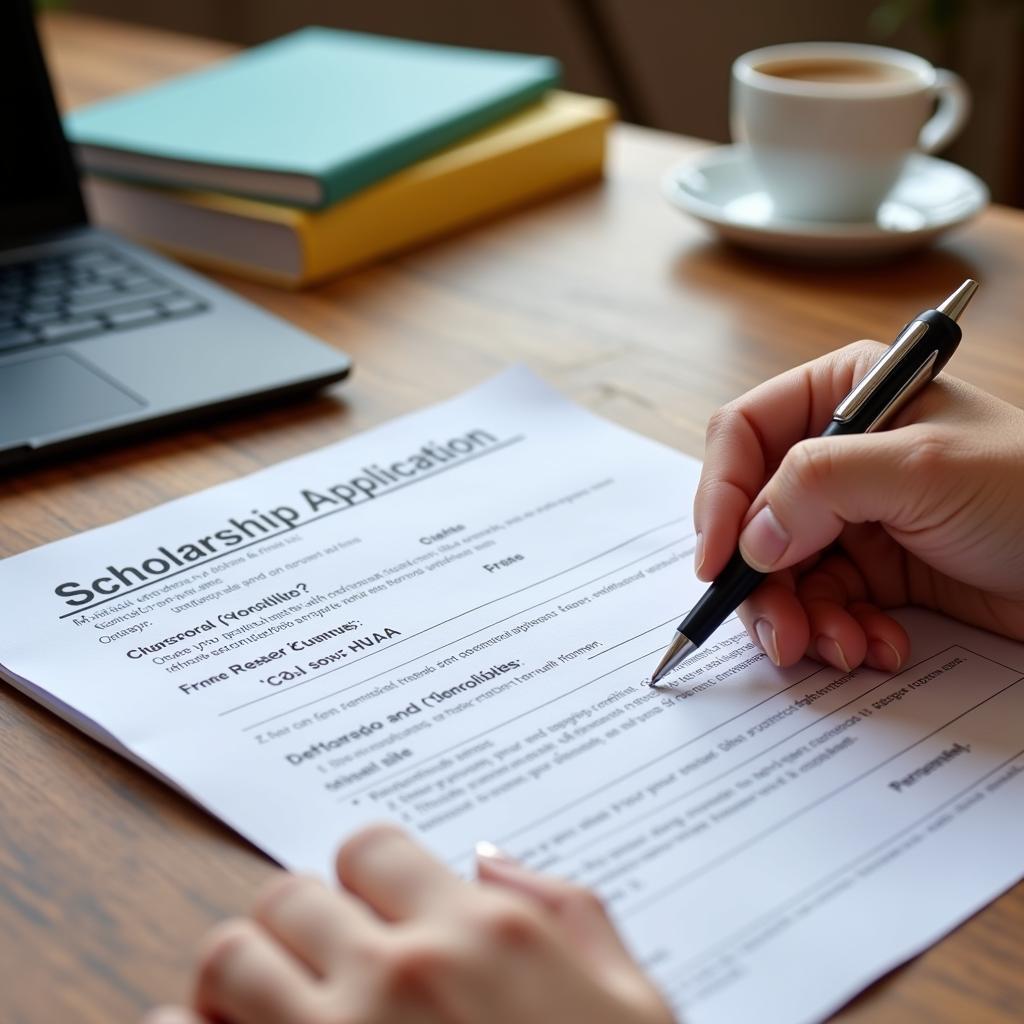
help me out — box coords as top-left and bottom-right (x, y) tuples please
(0, 246), (209, 354)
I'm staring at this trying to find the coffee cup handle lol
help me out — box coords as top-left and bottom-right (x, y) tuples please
(919, 69), (971, 153)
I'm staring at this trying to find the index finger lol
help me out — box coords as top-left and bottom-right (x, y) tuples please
(693, 340), (885, 580)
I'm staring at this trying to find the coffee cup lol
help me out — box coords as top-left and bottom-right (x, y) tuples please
(731, 42), (970, 222)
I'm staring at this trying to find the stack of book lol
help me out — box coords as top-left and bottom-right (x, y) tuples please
(66, 28), (614, 288)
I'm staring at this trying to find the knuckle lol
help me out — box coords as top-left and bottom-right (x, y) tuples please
(705, 403), (740, 445)
(397, 937), (459, 977)
(376, 935), (463, 999)
(252, 871), (320, 922)
(845, 338), (888, 361)
(899, 429), (948, 477)
(336, 822), (405, 882)
(470, 896), (545, 947)
(344, 934), (392, 981)
(836, 339), (888, 380)
(196, 918), (254, 987)
(784, 438), (835, 492)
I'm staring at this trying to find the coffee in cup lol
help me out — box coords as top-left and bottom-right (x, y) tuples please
(731, 43), (970, 222)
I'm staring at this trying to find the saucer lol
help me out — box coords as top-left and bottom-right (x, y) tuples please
(662, 145), (989, 262)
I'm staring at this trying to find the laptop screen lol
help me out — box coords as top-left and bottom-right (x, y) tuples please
(1, 0), (87, 246)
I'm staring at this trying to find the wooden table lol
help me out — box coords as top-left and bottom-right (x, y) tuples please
(2, 12), (1022, 1023)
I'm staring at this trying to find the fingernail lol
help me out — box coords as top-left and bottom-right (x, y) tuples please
(738, 506), (790, 571)
(817, 636), (850, 673)
(754, 618), (780, 666)
(475, 840), (514, 862)
(693, 531), (706, 577)
(869, 639), (902, 672)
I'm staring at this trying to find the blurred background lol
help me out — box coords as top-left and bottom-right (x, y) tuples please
(55, 0), (1024, 206)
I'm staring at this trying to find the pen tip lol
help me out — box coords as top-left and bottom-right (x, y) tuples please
(648, 633), (697, 688)
(935, 279), (978, 323)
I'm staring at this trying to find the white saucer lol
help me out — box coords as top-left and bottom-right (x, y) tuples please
(662, 145), (989, 262)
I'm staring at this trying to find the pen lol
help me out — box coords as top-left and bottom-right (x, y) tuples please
(649, 279), (979, 687)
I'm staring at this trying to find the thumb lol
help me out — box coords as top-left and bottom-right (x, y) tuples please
(738, 428), (928, 572)
(475, 844), (632, 967)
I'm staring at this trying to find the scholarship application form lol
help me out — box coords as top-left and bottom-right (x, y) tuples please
(1, 368), (1022, 1024)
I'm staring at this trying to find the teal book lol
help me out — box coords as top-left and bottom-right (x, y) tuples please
(65, 28), (560, 209)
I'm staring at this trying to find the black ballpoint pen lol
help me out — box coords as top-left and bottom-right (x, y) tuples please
(649, 279), (979, 687)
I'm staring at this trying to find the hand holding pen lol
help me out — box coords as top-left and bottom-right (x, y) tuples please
(651, 281), (1024, 686)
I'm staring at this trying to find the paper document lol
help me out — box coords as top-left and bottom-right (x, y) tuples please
(1, 369), (1022, 1024)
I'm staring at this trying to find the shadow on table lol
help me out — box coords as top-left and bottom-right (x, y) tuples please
(670, 239), (981, 313)
(0, 387), (351, 489)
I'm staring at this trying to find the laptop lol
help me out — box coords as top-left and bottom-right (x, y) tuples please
(0, 1), (352, 469)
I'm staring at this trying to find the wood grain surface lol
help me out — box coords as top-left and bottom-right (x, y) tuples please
(1, 12), (1021, 1023)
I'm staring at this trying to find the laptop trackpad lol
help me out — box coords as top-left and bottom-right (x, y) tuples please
(0, 354), (144, 446)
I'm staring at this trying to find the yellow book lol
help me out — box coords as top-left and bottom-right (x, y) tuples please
(84, 92), (614, 289)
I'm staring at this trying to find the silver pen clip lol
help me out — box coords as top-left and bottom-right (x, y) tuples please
(832, 280), (978, 433)
(833, 320), (933, 431)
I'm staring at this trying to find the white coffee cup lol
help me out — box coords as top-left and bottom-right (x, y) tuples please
(731, 42), (970, 222)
